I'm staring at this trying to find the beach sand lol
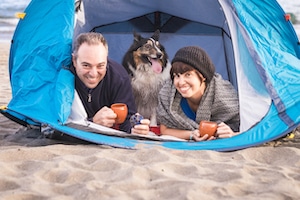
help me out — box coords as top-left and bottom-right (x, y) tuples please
(1, 41), (300, 199)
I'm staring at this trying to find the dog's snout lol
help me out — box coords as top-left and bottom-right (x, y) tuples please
(157, 52), (163, 59)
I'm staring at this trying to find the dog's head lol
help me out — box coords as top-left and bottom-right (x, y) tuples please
(122, 30), (168, 76)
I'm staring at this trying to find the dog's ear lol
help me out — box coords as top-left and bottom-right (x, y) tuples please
(151, 29), (160, 41)
(133, 31), (142, 42)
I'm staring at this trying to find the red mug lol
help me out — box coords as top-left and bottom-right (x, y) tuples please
(199, 121), (218, 137)
(111, 103), (128, 124)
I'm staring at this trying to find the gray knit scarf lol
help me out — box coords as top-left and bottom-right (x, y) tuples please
(156, 73), (240, 132)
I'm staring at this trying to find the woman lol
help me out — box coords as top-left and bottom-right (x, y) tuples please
(157, 46), (240, 141)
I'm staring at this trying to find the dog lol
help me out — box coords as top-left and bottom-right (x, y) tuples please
(122, 30), (170, 127)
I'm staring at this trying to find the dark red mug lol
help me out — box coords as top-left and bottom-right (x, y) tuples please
(199, 121), (218, 137)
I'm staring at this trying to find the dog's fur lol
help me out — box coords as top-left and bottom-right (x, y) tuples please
(122, 30), (170, 126)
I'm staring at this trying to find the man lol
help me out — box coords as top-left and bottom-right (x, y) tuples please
(72, 32), (149, 133)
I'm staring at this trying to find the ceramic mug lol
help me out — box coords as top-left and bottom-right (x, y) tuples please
(111, 103), (128, 124)
(199, 121), (218, 137)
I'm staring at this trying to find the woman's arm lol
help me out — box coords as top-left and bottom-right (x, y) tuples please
(160, 124), (193, 140)
(160, 124), (215, 141)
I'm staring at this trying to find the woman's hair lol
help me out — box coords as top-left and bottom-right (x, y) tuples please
(170, 62), (204, 82)
(171, 46), (215, 83)
(73, 32), (108, 59)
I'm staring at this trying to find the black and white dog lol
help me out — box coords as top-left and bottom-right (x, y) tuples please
(122, 30), (170, 127)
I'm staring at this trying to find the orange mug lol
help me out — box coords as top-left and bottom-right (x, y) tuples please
(199, 121), (218, 137)
(111, 103), (128, 124)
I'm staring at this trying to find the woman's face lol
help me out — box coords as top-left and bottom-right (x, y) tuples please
(173, 70), (206, 100)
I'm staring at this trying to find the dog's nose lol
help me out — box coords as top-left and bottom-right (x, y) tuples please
(156, 52), (162, 59)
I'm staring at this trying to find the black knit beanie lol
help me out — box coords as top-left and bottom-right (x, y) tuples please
(172, 46), (215, 83)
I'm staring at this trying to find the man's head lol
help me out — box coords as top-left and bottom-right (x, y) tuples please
(72, 32), (109, 89)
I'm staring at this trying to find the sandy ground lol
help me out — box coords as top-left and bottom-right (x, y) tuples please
(0, 40), (300, 200)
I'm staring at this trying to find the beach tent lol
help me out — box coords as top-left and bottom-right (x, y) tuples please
(1, 0), (300, 151)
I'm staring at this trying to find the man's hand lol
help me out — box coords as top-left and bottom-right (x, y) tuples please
(92, 106), (117, 127)
(131, 118), (150, 135)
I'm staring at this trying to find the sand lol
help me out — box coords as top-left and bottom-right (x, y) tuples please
(1, 41), (300, 199)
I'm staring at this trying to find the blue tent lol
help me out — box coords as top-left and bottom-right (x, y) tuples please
(1, 0), (300, 151)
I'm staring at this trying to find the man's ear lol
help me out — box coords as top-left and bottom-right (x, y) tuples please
(72, 53), (76, 67)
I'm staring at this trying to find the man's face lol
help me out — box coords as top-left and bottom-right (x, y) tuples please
(72, 42), (108, 89)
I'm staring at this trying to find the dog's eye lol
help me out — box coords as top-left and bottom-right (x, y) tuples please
(144, 44), (152, 49)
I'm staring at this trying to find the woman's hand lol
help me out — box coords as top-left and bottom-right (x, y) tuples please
(191, 130), (216, 141)
(131, 119), (150, 135)
(215, 122), (239, 138)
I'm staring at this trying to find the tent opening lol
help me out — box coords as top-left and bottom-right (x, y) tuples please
(88, 11), (237, 88)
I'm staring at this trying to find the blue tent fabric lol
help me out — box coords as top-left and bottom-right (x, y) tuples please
(232, 0), (300, 128)
(7, 0), (74, 125)
(1, 0), (300, 151)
